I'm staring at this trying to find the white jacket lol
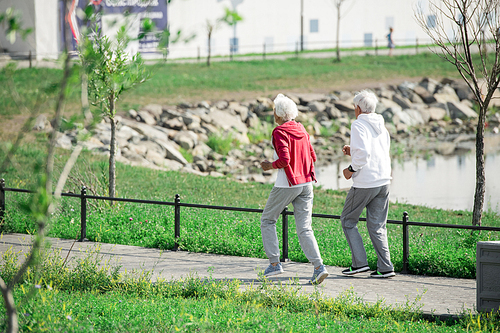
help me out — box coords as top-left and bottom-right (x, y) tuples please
(350, 113), (392, 188)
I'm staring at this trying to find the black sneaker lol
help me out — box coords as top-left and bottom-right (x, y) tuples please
(370, 270), (396, 278)
(341, 265), (370, 275)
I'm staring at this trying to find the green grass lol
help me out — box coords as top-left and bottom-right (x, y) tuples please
(1, 144), (499, 279)
(0, 52), (462, 119)
(1, 245), (498, 332)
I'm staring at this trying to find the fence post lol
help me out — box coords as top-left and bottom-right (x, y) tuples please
(197, 46), (200, 62)
(402, 211), (410, 274)
(0, 179), (5, 225)
(295, 42), (299, 58)
(375, 39), (378, 56)
(174, 194), (180, 251)
(416, 37), (419, 55)
(230, 45), (233, 61)
(263, 43), (266, 60)
(280, 207), (289, 262)
(79, 186), (87, 242)
(29, 51), (32, 68)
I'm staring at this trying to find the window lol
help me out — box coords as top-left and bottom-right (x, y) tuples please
(427, 15), (437, 28)
(310, 19), (319, 33)
(364, 33), (373, 47)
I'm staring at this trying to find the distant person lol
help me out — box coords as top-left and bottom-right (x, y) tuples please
(340, 90), (395, 278)
(387, 27), (395, 56)
(260, 93), (328, 285)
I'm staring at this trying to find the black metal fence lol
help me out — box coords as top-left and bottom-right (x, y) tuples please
(1, 178), (500, 274)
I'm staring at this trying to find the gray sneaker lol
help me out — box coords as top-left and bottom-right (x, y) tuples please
(310, 265), (329, 285)
(263, 263), (284, 277)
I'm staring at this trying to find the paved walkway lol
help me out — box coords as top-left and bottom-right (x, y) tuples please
(1, 233), (476, 318)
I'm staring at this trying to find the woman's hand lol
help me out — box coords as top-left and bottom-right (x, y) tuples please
(261, 160), (274, 171)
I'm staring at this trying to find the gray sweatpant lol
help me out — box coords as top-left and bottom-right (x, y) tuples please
(341, 184), (394, 272)
(261, 184), (323, 268)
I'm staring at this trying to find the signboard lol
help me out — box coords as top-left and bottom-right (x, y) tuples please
(65, 0), (168, 54)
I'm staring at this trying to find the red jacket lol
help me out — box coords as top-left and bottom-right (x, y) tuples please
(271, 121), (317, 186)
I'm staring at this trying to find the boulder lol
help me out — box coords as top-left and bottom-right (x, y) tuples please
(447, 101), (478, 119)
(33, 114), (52, 131)
(412, 85), (437, 104)
(325, 105), (342, 119)
(141, 104), (163, 119)
(427, 107), (447, 121)
(308, 101), (327, 112)
(137, 110), (157, 126)
(419, 77), (440, 94)
(392, 94), (413, 109)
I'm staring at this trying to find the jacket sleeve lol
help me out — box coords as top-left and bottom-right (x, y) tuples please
(272, 129), (290, 169)
(309, 138), (317, 162)
(350, 122), (370, 171)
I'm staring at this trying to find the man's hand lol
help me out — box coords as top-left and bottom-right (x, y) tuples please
(343, 167), (354, 180)
(342, 145), (351, 156)
(261, 160), (273, 171)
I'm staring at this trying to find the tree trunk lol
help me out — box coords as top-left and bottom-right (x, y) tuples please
(0, 280), (18, 333)
(108, 96), (116, 204)
(207, 31), (212, 67)
(335, 4), (341, 62)
(472, 105), (487, 226)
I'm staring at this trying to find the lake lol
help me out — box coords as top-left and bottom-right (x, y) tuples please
(315, 151), (500, 213)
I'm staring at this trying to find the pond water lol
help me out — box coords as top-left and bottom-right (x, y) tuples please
(315, 151), (500, 214)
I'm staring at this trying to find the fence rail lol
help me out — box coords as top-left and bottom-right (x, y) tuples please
(1, 178), (500, 274)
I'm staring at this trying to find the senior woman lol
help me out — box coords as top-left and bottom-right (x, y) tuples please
(259, 93), (328, 285)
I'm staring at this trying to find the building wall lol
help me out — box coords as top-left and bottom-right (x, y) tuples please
(167, 0), (435, 59)
(0, 0), (36, 56)
(34, 0), (59, 60)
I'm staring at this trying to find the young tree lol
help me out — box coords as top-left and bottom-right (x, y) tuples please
(415, 0), (500, 226)
(205, 7), (242, 66)
(79, 26), (150, 201)
(332, 0), (347, 62)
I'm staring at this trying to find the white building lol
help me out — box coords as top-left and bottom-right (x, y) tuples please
(0, 0), (465, 60)
(167, 0), (437, 59)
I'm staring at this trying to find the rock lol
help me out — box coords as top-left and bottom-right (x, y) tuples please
(333, 100), (355, 117)
(146, 150), (168, 166)
(325, 105), (342, 119)
(308, 101), (327, 112)
(392, 95), (413, 109)
(128, 109), (138, 119)
(447, 101), (478, 119)
(141, 104), (163, 119)
(427, 106), (447, 121)
(285, 93), (301, 105)
(209, 109), (248, 136)
(198, 101), (211, 109)
(174, 131), (198, 150)
(33, 114), (52, 131)
(209, 171), (224, 177)
(137, 110), (157, 126)
(55, 133), (73, 149)
(181, 114), (201, 127)
(412, 85), (437, 104)
(214, 100), (229, 110)
(295, 93), (327, 105)
(419, 77), (440, 94)
(164, 117), (185, 130)
(334, 90), (353, 101)
(121, 151), (151, 165)
(378, 97), (403, 112)
(116, 125), (142, 142)
(121, 119), (171, 143)
(195, 159), (208, 172)
(229, 102), (249, 122)
(163, 159), (184, 171)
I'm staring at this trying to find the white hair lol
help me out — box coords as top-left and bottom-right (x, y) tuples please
(353, 90), (378, 113)
(273, 93), (298, 121)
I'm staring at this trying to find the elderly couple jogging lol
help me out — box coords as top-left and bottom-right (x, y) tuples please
(259, 91), (395, 285)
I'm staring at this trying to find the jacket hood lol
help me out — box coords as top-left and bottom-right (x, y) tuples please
(274, 121), (307, 139)
(356, 113), (385, 135)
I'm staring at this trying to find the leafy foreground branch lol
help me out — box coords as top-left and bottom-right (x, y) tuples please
(0, 245), (498, 332)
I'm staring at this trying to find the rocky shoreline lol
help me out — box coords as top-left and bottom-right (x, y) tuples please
(36, 77), (500, 184)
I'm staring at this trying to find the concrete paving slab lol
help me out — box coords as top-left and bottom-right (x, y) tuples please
(0, 233), (476, 317)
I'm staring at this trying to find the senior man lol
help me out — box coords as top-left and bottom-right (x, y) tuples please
(341, 90), (395, 278)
